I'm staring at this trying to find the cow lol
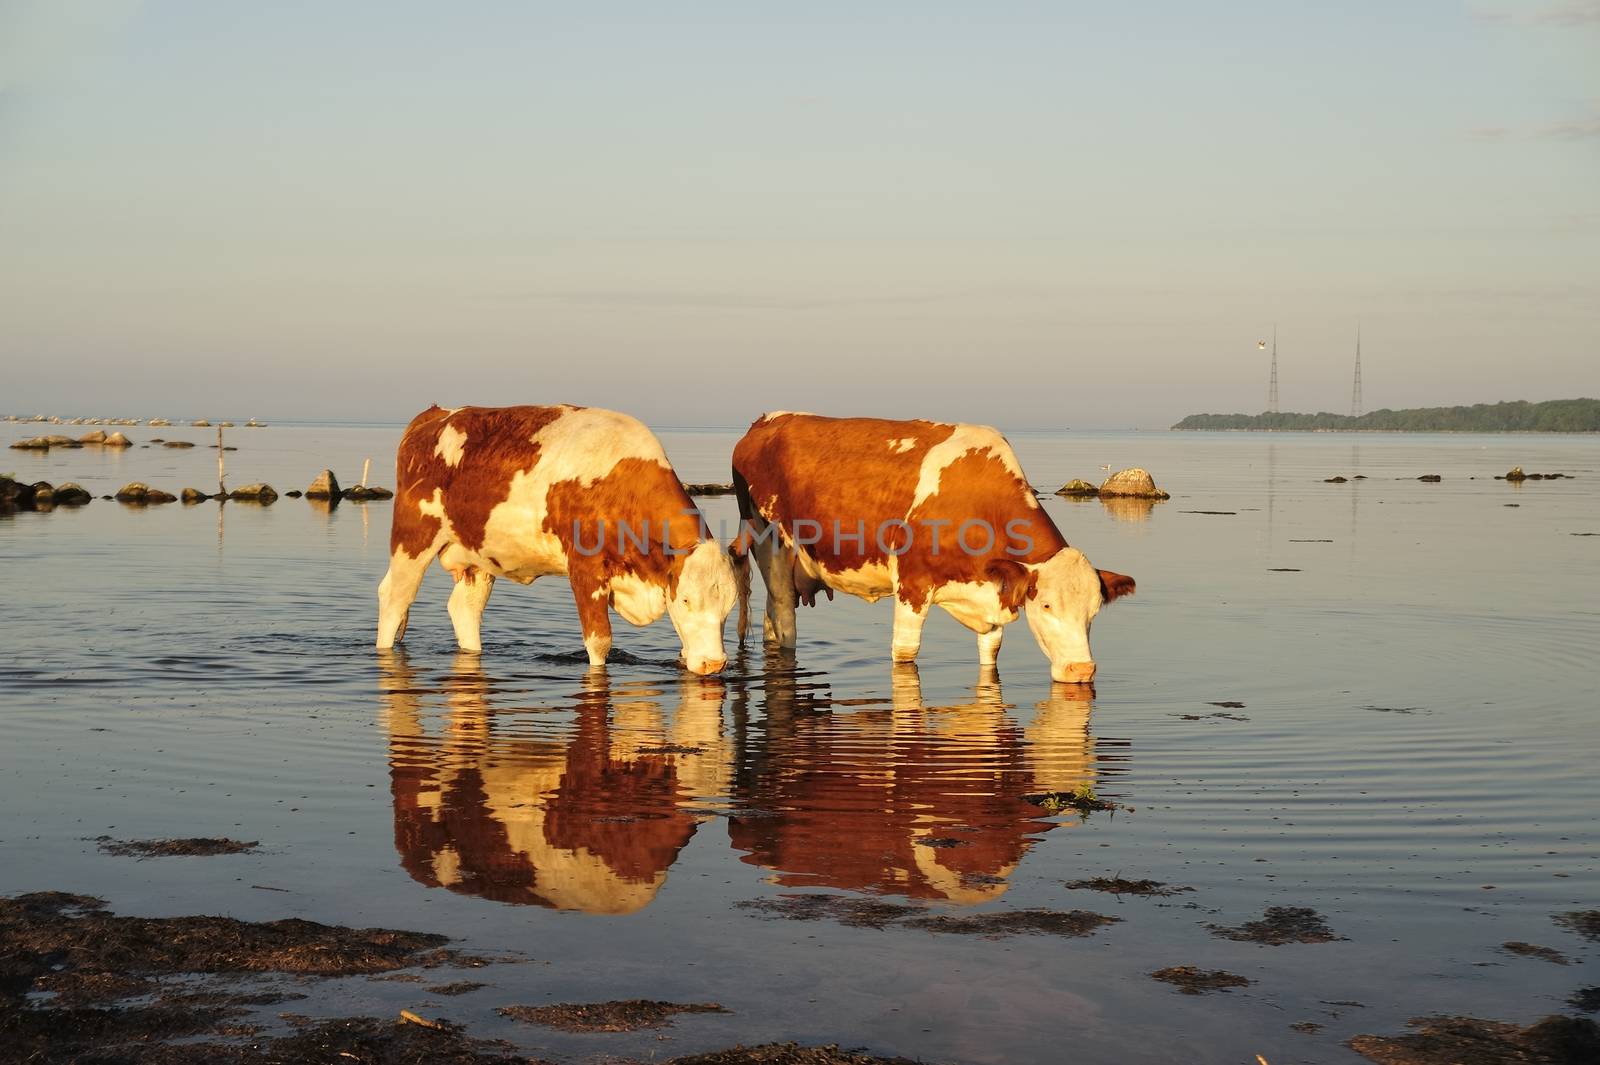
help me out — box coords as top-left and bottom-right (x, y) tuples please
(377, 405), (737, 675)
(730, 413), (1135, 683)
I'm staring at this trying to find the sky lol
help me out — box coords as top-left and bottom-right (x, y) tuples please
(1, 1), (1596, 428)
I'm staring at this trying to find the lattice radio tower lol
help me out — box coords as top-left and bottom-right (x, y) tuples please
(1267, 325), (1279, 413)
(1350, 325), (1363, 418)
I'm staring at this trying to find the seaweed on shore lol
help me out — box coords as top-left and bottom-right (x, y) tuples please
(1554, 910), (1600, 943)
(0, 891), (516, 1064)
(1064, 877), (1192, 897)
(1501, 941), (1569, 965)
(1150, 966), (1251, 995)
(497, 999), (729, 1032)
(1208, 906), (1345, 945)
(735, 894), (1118, 938)
(95, 836), (260, 858)
(1348, 1014), (1600, 1065)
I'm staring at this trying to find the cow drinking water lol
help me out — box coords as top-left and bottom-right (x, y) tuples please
(730, 413), (1134, 682)
(378, 405), (736, 675)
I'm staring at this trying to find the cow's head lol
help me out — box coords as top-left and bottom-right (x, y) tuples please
(667, 539), (737, 675)
(991, 548), (1135, 683)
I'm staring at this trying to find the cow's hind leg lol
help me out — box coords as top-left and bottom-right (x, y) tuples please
(446, 567), (495, 652)
(756, 533), (798, 648)
(377, 541), (441, 649)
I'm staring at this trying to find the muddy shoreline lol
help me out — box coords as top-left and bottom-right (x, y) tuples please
(10, 887), (1599, 1064)
(0, 891), (930, 1064)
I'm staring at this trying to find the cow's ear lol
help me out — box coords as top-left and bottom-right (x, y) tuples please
(986, 559), (1037, 613)
(1098, 569), (1136, 604)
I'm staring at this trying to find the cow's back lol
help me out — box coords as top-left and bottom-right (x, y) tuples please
(733, 413), (1064, 582)
(392, 404), (700, 578)
(734, 414), (951, 567)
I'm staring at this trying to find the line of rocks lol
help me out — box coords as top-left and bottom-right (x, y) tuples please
(10, 430), (134, 450)
(5, 416), (257, 427)
(2, 471), (392, 511)
(1321, 467), (1576, 482)
(1499, 466), (1572, 481)
(1, 480), (93, 508)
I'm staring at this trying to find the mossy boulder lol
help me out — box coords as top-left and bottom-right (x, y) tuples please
(1055, 479), (1099, 497)
(1099, 467), (1170, 499)
(229, 483), (278, 504)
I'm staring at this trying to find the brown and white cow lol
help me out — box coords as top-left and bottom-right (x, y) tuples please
(731, 413), (1135, 683)
(378, 405), (736, 675)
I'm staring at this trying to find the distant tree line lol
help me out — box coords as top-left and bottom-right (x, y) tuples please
(1172, 399), (1600, 433)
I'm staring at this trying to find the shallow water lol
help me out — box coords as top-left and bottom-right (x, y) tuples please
(3, 424), (1597, 1063)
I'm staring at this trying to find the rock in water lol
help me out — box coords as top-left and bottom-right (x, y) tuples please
(54, 483), (92, 506)
(1418, 474), (1442, 482)
(1505, 466), (1527, 482)
(31, 482), (55, 504)
(115, 482), (177, 504)
(306, 469), (342, 500)
(342, 485), (394, 501)
(192, 419), (210, 427)
(104, 432), (132, 447)
(1056, 479), (1100, 497)
(11, 435), (82, 450)
(230, 483), (278, 504)
(162, 440), (196, 448)
(1, 476), (36, 507)
(78, 430), (108, 444)
(1099, 467), (1170, 499)
(181, 487), (209, 504)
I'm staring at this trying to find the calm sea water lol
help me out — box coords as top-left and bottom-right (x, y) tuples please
(2, 423), (1597, 1064)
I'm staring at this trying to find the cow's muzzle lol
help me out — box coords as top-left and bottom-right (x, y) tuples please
(1052, 661), (1096, 684)
(685, 655), (728, 676)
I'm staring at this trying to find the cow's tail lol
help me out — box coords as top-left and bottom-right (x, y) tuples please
(729, 470), (756, 644)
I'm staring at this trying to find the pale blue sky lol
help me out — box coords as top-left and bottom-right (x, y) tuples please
(2, 1), (1595, 427)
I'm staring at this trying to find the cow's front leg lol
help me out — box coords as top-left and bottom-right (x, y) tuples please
(977, 625), (1004, 667)
(891, 597), (928, 663)
(757, 536), (798, 648)
(377, 541), (441, 648)
(446, 567), (495, 652)
(570, 574), (612, 668)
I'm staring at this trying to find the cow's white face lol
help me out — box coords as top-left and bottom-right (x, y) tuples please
(667, 540), (736, 675)
(1022, 548), (1135, 684)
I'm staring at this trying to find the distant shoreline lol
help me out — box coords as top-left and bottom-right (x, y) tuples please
(1172, 398), (1600, 433)
(1167, 427), (1600, 434)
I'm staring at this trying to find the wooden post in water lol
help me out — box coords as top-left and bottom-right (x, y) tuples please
(361, 457), (371, 489)
(217, 425), (226, 497)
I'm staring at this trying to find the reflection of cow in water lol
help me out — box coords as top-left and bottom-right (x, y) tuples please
(380, 652), (729, 913)
(728, 663), (1094, 903)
